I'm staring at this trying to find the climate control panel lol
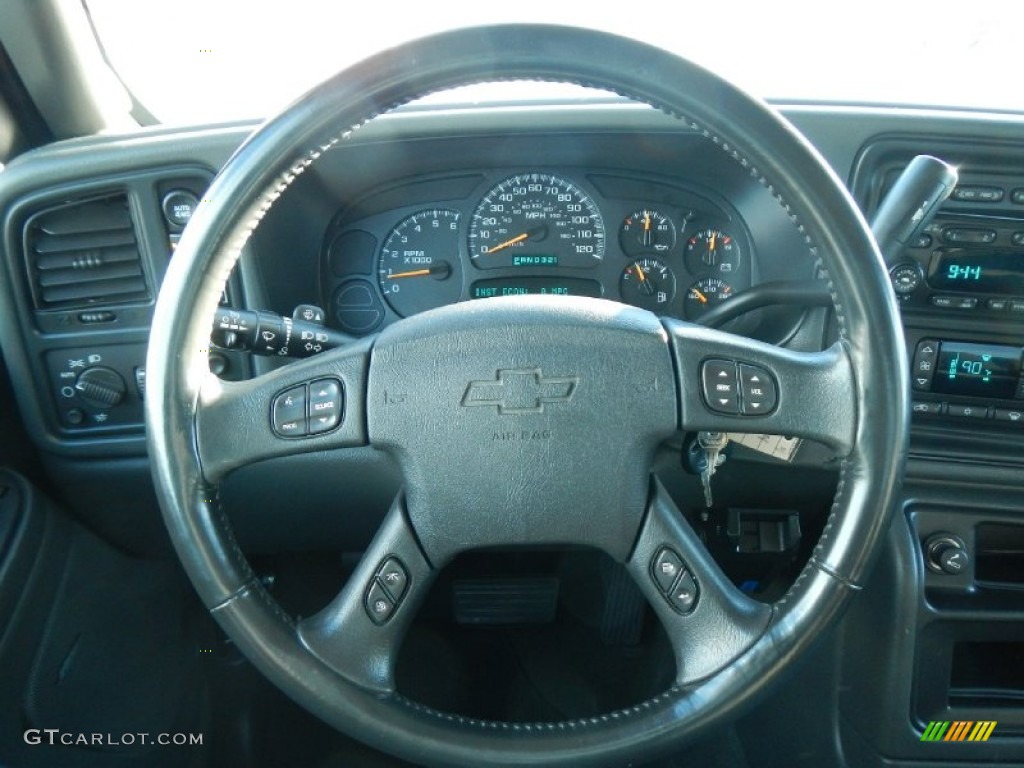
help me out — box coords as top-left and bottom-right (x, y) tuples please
(910, 338), (1024, 425)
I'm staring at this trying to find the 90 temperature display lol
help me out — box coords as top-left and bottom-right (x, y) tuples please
(931, 341), (1023, 399)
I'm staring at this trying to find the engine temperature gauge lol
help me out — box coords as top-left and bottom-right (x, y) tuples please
(620, 258), (676, 311)
(685, 278), (734, 321)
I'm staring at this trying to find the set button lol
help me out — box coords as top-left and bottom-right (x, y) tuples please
(650, 547), (699, 614)
(364, 556), (410, 625)
(270, 377), (343, 438)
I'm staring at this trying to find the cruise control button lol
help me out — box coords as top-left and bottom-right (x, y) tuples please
(377, 557), (409, 601)
(739, 364), (777, 415)
(365, 582), (395, 624)
(272, 384), (307, 437)
(651, 548), (684, 594)
(308, 378), (343, 434)
(701, 360), (739, 414)
(668, 571), (698, 614)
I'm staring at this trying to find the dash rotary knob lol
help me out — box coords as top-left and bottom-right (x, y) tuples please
(74, 366), (127, 409)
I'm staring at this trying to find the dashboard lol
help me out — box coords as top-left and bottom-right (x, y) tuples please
(2, 98), (1024, 764)
(323, 167), (755, 333)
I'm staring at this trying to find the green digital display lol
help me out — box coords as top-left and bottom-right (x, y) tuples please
(471, 277), (602, 299)
(932, 341), (1022, 399)
(512, 255), (558, 267)
(929, 250), (1024, 293)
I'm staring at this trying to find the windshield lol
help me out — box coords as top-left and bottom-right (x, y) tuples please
(87, 0), (1024, 123)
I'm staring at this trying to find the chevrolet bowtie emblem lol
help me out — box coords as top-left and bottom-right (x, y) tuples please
(461, 368), (578, 415)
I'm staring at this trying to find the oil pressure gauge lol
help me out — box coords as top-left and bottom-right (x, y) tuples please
(620, 209), (676, 255)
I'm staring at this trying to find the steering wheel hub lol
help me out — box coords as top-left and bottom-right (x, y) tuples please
(369, 296), (676, 563)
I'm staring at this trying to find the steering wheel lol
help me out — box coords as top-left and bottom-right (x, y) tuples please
(146, 24), (907, 767)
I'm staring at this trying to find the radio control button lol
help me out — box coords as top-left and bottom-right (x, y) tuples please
(739, 364), (778, 415)
(942, 227), (996, 245)
(947, 404), (989, 419)
(1009, 300), (1024, 314)
(1017, 378), (1024, 400)
(951, 185), (1004, 203)
(701, 360), (740, 415)
(1013, 232), (1024, 246)
(930, 295), (978, 310)
(272, 385), (308, 437)
(987, 298), (1010, 311)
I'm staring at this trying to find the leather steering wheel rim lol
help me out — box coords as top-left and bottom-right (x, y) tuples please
(146, 24), (908, 767)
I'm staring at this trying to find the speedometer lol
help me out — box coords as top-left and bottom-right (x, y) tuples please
(468, 173), (605, 269)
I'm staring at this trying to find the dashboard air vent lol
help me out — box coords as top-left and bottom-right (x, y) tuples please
(24, 194), (149, 309)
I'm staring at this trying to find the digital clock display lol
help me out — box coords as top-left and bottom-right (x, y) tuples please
(470, 277), (603, 299)
(929, 250), (1024, 293)
(931, 341), (1023, 399)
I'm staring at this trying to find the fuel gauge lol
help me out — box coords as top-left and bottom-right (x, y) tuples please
(620, 258), (676, 311)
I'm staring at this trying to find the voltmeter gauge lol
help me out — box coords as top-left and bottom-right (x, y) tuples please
(685, 229), (741, 276)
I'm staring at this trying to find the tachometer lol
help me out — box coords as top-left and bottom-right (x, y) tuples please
(378, 209), (462, 317)
(468, 173), (605, 269)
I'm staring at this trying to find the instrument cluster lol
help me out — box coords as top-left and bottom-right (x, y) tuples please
(322, 169), (755, 335)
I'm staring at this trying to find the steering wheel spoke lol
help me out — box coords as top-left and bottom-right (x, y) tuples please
(665, 318), (856, 455)
(195, 340), (372, 482)
(628, 479), (771, 686)
(297, 494), (434, 694)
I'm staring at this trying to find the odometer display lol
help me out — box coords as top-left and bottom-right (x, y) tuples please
(468, 173), (605, 269)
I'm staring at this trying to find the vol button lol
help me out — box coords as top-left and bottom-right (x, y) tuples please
(739, 364), (777, 415)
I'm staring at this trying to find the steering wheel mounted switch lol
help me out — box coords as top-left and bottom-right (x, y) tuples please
(365, 557), (410, 625)
(271, 378), (344, 438)
(701, 359), (778, 416)
(651, 547), (700, 614)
